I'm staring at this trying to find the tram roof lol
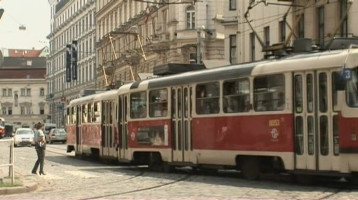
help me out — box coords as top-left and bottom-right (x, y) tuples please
(131, 49), (355, 90)
(138, 61), (267, 89)
(93, 89), (117, 101)
(253, 49), (352, 75)
(68, 94), (97, 106)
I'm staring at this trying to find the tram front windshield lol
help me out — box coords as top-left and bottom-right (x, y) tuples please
(347, 67), (358, 107)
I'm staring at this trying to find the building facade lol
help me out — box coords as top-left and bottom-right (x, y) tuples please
(46, 0), (357, 127)
(294, 0), (356, 48)
(95, 0), (226, 88)
(0, 51), (48, 128)
(47, 0), (96, 127)
(235, 0), (293, 62)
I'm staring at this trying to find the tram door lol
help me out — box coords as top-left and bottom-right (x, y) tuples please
(171, 86), (192, 163)
(102, 101), (115, 157)
(118, 96), (129, 161)
(294, 71), (339, 171)
(75, 105), (81, 154)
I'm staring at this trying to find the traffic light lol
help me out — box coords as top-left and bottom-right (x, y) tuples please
(71, 40), (78, 80)
(65, 44), (71, 82)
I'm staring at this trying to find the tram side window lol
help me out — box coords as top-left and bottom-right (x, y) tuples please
(94, 102), (101, 123)
(196, 82), (220, 115)
(294, 75), (303, 113)
(320, 116), (329, 156)
(66, 108), (71, 125)
(254, 74), (285, 111)
(347, 67), (358, 107)
(82, 104), (88, 123)
(88, 103), (93, 123)
(149, 89), (168, 117)
(319, 73), (328, 112)
(332, 72), (339, 109)
(130, 92), (147, 118)
(223, 79), (250, 113)
(72, 107), (76, 124)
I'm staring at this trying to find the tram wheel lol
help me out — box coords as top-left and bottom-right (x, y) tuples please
(346, 176), (358, 185)
(148, 153), (163, 171)
(241, 157), (260, 180)
(293, 174), (315, 185)
(162, 162), (174, 173)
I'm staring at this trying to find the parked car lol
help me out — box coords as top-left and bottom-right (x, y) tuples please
(44, 123), (57, 135)
(13, 128), (35, 147)
(46, 128), (67, 144)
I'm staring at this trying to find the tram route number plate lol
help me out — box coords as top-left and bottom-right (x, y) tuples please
(269, 119), (280, 127)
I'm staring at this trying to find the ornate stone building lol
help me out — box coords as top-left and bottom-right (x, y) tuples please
(95, 0), (226, 88)
(47, 0), (96, 127)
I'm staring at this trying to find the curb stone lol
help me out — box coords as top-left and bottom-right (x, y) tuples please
(0, 176), (38, 195)
(0, 182), (37, 195)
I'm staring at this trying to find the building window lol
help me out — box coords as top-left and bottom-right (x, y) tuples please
(162, 9), (168, 32)
(8, 107), (12, 115)
(1, 107), (6, 115)
(21, 106), (25, 115)
(39, 106), (44, 114)
(21, 88), (25, 96)
(229, 34), (237, 64)
(7, 89), (12, 97)
(26, 88), (31, 96)
(250, 32), (256, 61)
(27, 107), (32, 115)
(298, 14), (305, 38)
(340, 0), (348, 37)
(14, 93), (18, 107)
(229, 0), (236, 10)
(317, 6), (325, 47)
(279, 21), (286, 42)
(189, 53), (197, 64)
(40, 88), (45, 96)
(2, 89), (6, 97)
(264, 26), (270, 48)
(186, 6), (195, 29)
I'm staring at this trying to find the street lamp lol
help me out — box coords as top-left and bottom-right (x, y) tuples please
(0, 8), (4, 20)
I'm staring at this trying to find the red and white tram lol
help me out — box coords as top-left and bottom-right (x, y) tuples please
(67, 47), (358, 180)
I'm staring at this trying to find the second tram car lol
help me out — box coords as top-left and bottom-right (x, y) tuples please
(0, 117), (5, 138)
(66, 47), (358, 180)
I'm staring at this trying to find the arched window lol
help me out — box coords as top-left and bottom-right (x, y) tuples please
(186, 6), (195, 29)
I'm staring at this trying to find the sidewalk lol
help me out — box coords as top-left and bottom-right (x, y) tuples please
(0, 174), (38, 195)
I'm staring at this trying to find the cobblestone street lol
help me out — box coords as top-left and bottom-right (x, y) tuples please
(0, 144), (356, 200)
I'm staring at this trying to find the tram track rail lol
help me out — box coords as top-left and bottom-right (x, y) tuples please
(8, 146), (357, 200)
(79, 174), (191, 200)
(27, 145), (358, 199)
(19, 145), (192, 199)
(44, 145), (358, 190)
